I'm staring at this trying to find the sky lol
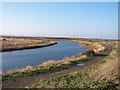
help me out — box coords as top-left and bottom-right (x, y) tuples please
(1, 2), (118, 39)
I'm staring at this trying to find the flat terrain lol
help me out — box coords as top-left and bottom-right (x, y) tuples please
(1, 37), (57, 52)
(2, 38), (119, 89)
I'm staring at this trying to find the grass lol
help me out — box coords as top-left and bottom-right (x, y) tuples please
(69, 57), (93, 65)
(25, 41), (119, 89)
(27, 73), (118, 89)
(1, 37), (57, 52)
(2, 56), (93, 81)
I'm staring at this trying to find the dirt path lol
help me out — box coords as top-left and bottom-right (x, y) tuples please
(2, 44), (112, 88)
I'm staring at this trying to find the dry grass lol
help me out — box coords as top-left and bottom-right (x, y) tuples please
(93, 57), (118, 82)
(92, 41), (119, 83)
(1, 37), (57, 52)
(2, 52), (87, 76)
(73, 40), (106, 54)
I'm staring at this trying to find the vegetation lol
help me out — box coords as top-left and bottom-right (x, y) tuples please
(2, 38), (119, 89)
(27, 72), (118, 89)
(25, 40), (119, 89)
(1, 37), (57, 52)
(2, 56), (93, 81)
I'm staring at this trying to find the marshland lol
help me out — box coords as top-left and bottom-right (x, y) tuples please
(1, 2), (119, 90)
(1, 37), (57, 52)
(1, 36), (119, 89)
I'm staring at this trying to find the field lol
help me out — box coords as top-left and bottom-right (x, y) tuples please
(1, 37), (119, 89)
(1, 36), (57, 52)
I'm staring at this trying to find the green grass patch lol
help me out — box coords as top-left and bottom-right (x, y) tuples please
(26, 71), (118, 89)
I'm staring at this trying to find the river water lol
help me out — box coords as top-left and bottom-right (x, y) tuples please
(2, 40), (87, 72)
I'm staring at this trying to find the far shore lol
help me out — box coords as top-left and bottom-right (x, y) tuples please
(1, 36), (57, 52)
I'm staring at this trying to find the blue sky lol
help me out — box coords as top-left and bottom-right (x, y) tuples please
(2, 2), (118, 39)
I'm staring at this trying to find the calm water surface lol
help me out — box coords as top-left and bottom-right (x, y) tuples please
(2, 41), (87, 72)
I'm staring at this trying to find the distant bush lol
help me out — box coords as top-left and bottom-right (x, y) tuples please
(3, 38), (6, 41)
(82, 50), (96, 56)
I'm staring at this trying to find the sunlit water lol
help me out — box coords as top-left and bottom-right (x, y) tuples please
(1, 40), (87, 72)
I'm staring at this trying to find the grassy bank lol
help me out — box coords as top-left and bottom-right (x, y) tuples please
(25, 40), (119, 89)
(1, 36), (57, 52)
(2, 51), (94, 81)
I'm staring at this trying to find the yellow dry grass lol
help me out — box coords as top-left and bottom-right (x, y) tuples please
(92, 41), (119, 83)
(1, 37), (56, 51)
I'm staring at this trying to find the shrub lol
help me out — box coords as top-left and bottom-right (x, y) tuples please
(82, 50), (96, 56)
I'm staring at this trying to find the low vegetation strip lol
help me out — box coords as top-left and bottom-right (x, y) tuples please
(25, 41), (119, 89)
(1, 37), (57, 52)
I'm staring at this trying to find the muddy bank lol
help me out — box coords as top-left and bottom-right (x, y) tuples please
(1, 37), (57, 52)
